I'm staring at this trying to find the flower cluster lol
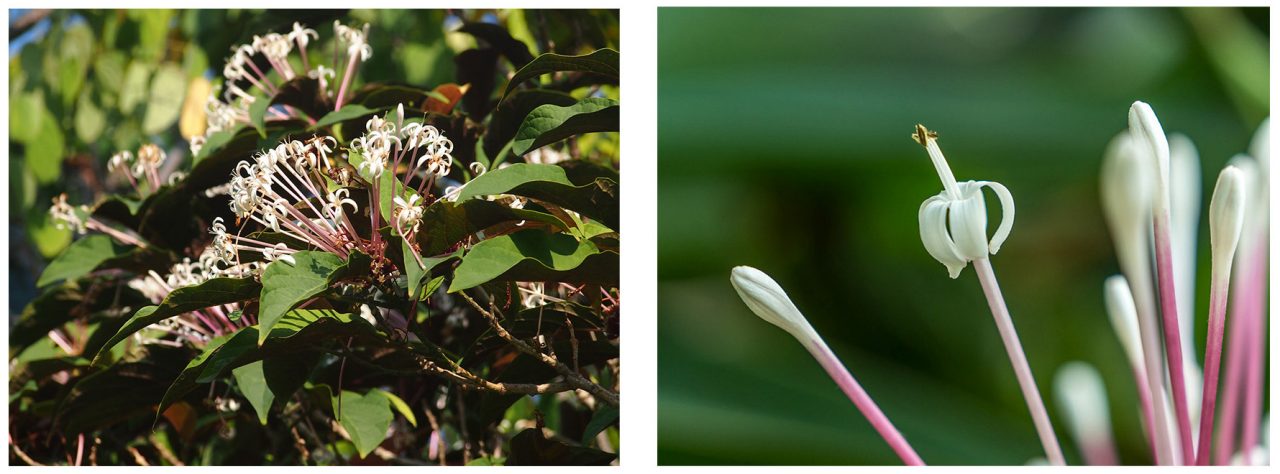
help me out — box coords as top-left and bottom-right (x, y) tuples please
(191, 21), (373, 156)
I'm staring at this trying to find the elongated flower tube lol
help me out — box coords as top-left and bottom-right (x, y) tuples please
(1168, 134), (1204, 433)
(1099, 129), (1176, 464)
(912, 124), (1063, 465)
(1104, 275), (1157, 458)
(729, 266), (924, 466)
(1238, 119), (1269, 466)
(1194, 166), (1247, 465)
(1054, 362), (1118, 465)
(1128, 101), (1194, 462)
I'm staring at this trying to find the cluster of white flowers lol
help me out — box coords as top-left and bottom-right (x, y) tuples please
(192, 21), (372, 157)
(106, 143), (169, 193)
(224, 137), (354, 264)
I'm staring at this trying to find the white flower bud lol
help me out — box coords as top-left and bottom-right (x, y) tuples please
(1128, 101), (1170, 199)
(1054, 361), (1112, 443)
(1249, 118), (1268, 174)
(1104, 275), (1143, 370)
(1209, 166), (1247, 266)
(1100, 131), (1154, 256)
(729, 266), (820, 346)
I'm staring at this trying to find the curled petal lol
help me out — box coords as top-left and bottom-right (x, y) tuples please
(974, 180), (1015, 254)
(919, 193), (968, 279)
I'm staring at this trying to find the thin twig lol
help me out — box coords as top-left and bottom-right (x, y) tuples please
(459, 291), (619, 406)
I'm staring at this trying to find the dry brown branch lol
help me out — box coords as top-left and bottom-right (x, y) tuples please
(458, 291), (619, 406)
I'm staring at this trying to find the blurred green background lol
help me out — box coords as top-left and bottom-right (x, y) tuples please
(658, 7), (1268, 465)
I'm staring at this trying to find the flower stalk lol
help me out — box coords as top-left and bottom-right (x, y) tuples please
(912, 125), (1064, 465)
(1128, 101), (1195, 463)
(1194, 166), (1247, 465)
(729, 266), (924, 466)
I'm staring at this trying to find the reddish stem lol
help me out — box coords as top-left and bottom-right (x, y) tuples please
(1152, 212), (1195, 463)
(1194, 276), (1233, 465)
(806, 339), (924, 465)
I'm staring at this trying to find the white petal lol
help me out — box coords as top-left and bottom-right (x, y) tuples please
(1104, 275), (1144, 370)
(949, 181), (990, 261)
(919, 193), (968, 279)
(1209, 166), (1247, 265)
(729, 266), (819, 345)
(974, 180), (1015, 254)
(1128, 101), (1170, 193)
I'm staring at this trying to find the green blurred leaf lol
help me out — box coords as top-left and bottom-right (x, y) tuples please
(371, 388), (417, 427)
(512, 97), (619, 156)
(500, 49), (620, 101)
(28, 110), (66, 184)
(581, 405), (619, 445)
(74, 87), (107, 143)
(119, 61), (153, 114)
(58, 23), (94, 107)
(143, 64), (187, 134)
(9, 89), (44, 144)
(37, 235), (128, 288)
(337, 389), (393, 459)
(29, 210), (72, 258)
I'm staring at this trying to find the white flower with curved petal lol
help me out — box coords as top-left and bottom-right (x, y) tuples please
(912, 124), (1015, 278)
(918, 181), (1014, 279)
(393, 193), (425, 235)
(288, 22), (318, 49)
(327, 189), (358, 217)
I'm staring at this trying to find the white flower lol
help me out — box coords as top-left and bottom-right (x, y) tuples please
(108, 151), (135, 176)
(1209, 166), (1246, 266)
(1104, 275), (1143, 371)
(288, 22), (318, 49)
(262, 242), (296, 266)
(1054, 362), (1113, 446)
(912, 125), (1014, 278)
(334, 21), (373, 61)
(327, 189), (358, 216)
(49, 194), (87, 234)
(309, 65), (336, 95)
(1129, 101), (1171, 204)
(393, 193), (425, 235)
(729, 266), (821, 346)
(1100, 131), (1154, 257)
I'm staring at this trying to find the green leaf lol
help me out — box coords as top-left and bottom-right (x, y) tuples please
(156, 309), (374, 417)
(74, 87), (106, 143)
(233, 361), (273, 424)
(449, 229), (609, 292)
(91, 277), (262, 364)
(37, 235), (129, 287)
(233, 354), (314, 425)
(156, 329), (258, 417)
(337, 390), (394, 459)
(309, 104), (386, 131)
(581, 405), (619, 445)
(143, 64), (187, 134)
(455, 163), (618, 229)
(119, 61), (153, 114)
(248, 96), (272, 138)
(512, 97), (619, 156)
(9, 89), (44, 144)
(27, 110), (65, 184)
(371, 388), (417, 427)
(256, 251), (348, 344)
(501, 49), (619, 101)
